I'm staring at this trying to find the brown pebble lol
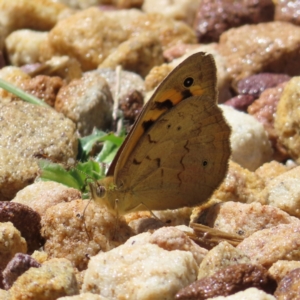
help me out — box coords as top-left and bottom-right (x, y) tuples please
(274, 268), (300, 300)
(2, 253), (41, 290)
(175, 264), (277, 300)
(0, 202), (44, 254)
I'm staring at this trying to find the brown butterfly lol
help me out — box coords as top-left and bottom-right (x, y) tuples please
(90, 52), (231, 215)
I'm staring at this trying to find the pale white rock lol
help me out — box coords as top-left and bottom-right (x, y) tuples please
(58, 293), (109, 300)
(5, 30), (47, 66)
(220, 105), (273, 171)
(261, 165), (300, 217)
(207, 287), (276, 300)
(82, 242), (198, 300)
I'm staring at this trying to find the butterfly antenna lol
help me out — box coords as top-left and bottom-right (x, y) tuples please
(112, 65), (122, 133)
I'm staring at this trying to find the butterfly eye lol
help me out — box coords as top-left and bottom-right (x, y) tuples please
(96, 185), (106, 198)
(202, 160), (208, 167)
(183, 77), (194, 87)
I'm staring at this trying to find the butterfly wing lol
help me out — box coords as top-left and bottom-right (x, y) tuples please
(107, 52), (217, 179)
(114, 94), (231, 213)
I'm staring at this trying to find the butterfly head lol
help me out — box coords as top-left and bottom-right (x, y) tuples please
(89, 176), (118, 215)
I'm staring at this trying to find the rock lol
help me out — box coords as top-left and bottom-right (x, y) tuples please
(0, 101), (77, 199)
(275, 77), (300, 162)
(175, 264), (276, 300)
(192, 201), (299, 238)
(0, 222), (27, 271)
(142, 0), (201, 26)
(82, 242), (198, 299)
(205, 160), (266, 204)
(274, 268), (300, 300)
(224, 94), (255, 112)
(9, 258), (79, 300)
(12, 181), (82, 217)
(248, 83), (289, 161)
(40, 7), (196, 71)
(220, 105), (273, 171)
(58, 294), (109, 300)
(0, 202), (44, 253)
(99, 33), (164, 77)
(194, 0), (274, 43)
(41, 199), (132, 271)
(198, 241), (251, 280)
(269, 260), (300, 283)
(219, 22), (300, 83)
(5, 30), (48, 66)
(260, 165), (300, 217)
(275, 0), (300, 25)
(2, 253), (41, 290)
(237, 223), (300, 267)
(55, 71), (113, 136)
(236, 73), (290, 98)
(207, 287), (276, 300)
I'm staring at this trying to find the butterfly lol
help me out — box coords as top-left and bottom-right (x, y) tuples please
(89, 52), (231, 215)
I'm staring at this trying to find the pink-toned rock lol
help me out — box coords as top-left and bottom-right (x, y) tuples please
(248, 82), (289, 161)
(194, 0), (274, 43)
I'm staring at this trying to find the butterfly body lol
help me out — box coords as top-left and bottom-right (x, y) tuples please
(90, 52), (231, 215)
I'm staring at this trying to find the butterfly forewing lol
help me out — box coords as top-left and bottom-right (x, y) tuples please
(108, 52), (218, 181)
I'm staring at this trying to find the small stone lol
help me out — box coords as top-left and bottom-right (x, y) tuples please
(0, 202), (44, 253)
(194, 0), (274, 43)
(274, 268), (300, 300)
(248, 83), (289, 161)
(55, 71), (113, 136)
(269, 260), (300, 284)
(9, 258), (79, 300)
(224, 94), (255, 112)
(198, 241), (251, 280)
(237, 223), (300, 267)
(2, 253), (41, 290)
(275, 77), (300, 163)
(0, 222), (27, 280)
(219, 22), (300, 83)
(275, 0), (300, 25)
(220, 105), (273, 171)
(175, 264), (276, 300)
(41, 199), (132, 271)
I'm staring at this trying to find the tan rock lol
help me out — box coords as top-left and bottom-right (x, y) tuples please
(0, 101), (77, 199)
(261, 165), (300, 217)
(41, 7), (196, 71)
(193, 201), (299, 239)
(99, 34), (164, 77)
(55, 71), (113, 136)
(198, 241), (251, 280)
(219, 22), (300, 83)
(0, 222), (27, 270)
(12, 181), (81, 217)
(58, 294), (109, 300)
(274, 268), (300, 300)
(269, 260), (300, 283)
(41, 199), (132, 271)
(255, 160), (291, 186)
(82, 242), (198, 299)
(205, 160), (265, 205)
(275, 77), (300, 162)
(220, 105), (273, 171)
(10, 258), (79, 300)
(142, 0), (201, 26)
(237, 223), (300, 267)
(0, 0), (73, 37)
